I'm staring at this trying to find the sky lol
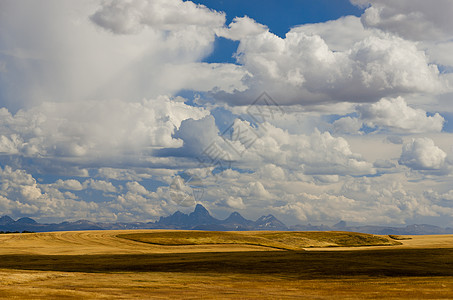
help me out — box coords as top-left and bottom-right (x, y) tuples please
(0, 0), (453, 226)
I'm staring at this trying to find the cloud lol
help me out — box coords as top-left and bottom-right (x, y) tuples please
(216, 16), (267, 41)
(399, 137), (447, 170)
(215, 17), (445, 106)
(373, 159), (396, 169)
(385, 136), (404, 144)
(291, 16), (370, 51)
(337, 174), (445, 223)
(349, 1), (453, 77)
(0, 165), (102, 220)
(91, 0), (225, 35)
(256, 164), (286, 181)
(426, 41), (453, 68)
(159, 117), (375, 177)
(332, 117), (363, 135)
(0, 166), (42, 204)
(0, 96), (208, 166)
(0, 133), (22, 155)
(425, 189), (453, 202)
(96, 168), (154, 181)
(222, 196), (246, 210)
(53, 179), (84, 191)
(157, 63), (249, 94)
(0, 96), (220, 180)
(223, 120), (375, 176)
(200, 167), (453, 226)
(358, 97), (445, 133)
(84, 179), (117, 193)
(163, 115), (224, 158)
(258, 125), (374, 176)
(247, 181), (271, 199)
(331, 97), (445, 134)
(126, 181), (151, 196)
(1, 0), (452, 227)
(0, 0), (230, 109)
(351, 0), (453, 41)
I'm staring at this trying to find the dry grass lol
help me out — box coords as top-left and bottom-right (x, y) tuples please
(0, 270), (452, 299)
(118, 231), (401, 250)
(1, 230), (453, 299)
(0, 230), (278, 255)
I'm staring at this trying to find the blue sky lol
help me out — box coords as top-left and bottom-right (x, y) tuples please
(201, 0), (364, 63)
(197, 0), (363, 36)
(0, 0), (453, 226)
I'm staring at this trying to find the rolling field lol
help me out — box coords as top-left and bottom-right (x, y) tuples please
(1, 230), (453, 299)
(118, 230), (401, 250)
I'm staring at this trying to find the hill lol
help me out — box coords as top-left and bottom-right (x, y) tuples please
(118, 231), (401, 251)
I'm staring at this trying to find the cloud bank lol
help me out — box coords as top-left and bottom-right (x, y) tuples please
(0, 0), (452, 227)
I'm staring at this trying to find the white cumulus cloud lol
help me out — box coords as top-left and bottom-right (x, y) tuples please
(91, 0), (225, 35)
(358, 97), (445, 133)
(217, 16), (268, 41)
(0, 96), (208, 164)
(214, 17), (446, 106)
(399, 137), (447, 170)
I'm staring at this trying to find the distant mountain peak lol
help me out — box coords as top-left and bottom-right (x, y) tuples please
(15, 217), (37, 225)
(334, 220), (347, 229)
(188, 204), (218, 226)
(193, 204), (208, 214)
(223, 211), (253, 229)
(256, 214), (277, 222)
(225, 211), (246, 221)
(4, 208), (453, 235)
(0, 215), (14, 225)
(255, 214), (287, 230)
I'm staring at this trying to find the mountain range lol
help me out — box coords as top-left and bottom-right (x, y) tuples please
(1, 204), (453, 235)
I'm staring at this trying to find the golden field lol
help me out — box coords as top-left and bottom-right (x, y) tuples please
(0, 230), (453, 299)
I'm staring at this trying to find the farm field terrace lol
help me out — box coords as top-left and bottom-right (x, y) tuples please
(0, 230), (453, 299)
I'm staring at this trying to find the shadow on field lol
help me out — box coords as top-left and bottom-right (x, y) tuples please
(1, 248), (453, 278)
